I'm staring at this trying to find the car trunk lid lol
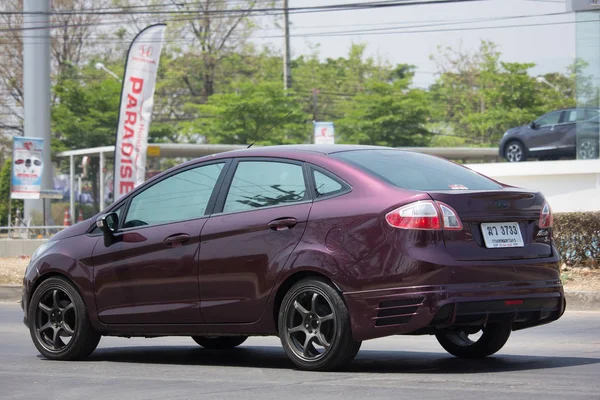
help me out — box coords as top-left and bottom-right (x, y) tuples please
(427, 189), (553, 261)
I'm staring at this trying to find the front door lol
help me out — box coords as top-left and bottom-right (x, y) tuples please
(199, 159), (312, 324)
(93, 161), (228, 324)
(527, 110), (565, 152)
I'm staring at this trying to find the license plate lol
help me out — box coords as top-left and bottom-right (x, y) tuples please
(481, 222), (524, 248)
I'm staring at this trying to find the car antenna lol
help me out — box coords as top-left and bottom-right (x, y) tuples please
(247, 111), (294, 149)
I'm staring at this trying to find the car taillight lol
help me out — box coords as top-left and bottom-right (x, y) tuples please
(438, 202), (463, 230)
(385, 200), (462, 231)
(539, 202), (553, 228)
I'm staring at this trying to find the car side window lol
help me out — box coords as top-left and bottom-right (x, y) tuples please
(123, 162), (225, 228)
(313, 170), (344, 198)
(536, 112), (561, 127)
(223, 161), (307, 213)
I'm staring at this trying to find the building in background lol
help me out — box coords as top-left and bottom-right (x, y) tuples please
(570, 1), (600, 159)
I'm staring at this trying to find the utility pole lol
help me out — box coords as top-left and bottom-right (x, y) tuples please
(23, 0), (52, 225)
(312, 88), (319, 121)
(283, 0), (292, 90)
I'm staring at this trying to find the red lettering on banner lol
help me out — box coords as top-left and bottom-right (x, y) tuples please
(125, 111), (137, 126)
(120, 165), (133, 179)
(127, 94), (137, 108)
(122, 142), (133, 157)
(120, 181), (135, 194)
(131, 77), (144, 94)
(123, 126), (134, 139)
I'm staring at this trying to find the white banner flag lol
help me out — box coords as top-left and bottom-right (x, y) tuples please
(113, 24), (166, 202)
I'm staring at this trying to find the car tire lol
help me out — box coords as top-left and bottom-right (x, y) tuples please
(578, 139), (599, 160)
(435, 323), (511, 358)
(504, 141), (527, 162)
(278, 278), (361, 371)
(191, 336), (248, 349)
(28, 276), (101, 361)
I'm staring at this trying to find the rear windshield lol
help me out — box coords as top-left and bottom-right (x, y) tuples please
(331, 150), (502, 191)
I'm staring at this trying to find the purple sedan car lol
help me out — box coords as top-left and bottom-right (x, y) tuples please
(22, 145), (565, 371)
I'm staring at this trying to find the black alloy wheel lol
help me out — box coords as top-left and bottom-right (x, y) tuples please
(278, 278), (361, 371)
(435, 323), (511, 358)
(28, 277), (100, 360)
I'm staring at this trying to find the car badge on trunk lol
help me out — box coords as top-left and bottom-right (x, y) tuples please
(496, 200), (509, 209)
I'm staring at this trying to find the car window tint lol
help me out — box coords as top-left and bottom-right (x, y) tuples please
(585, 110), (599, 120)
(567, 110), (578, 122)
(332, 150), (502, 191)
(536, 112), (561, 127)
(123, 163), (224, 228)
(314, 170), (343, 197)
(224, 161), (307, 213)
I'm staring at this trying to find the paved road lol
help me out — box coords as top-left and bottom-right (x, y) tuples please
(1, 302), (599, 400)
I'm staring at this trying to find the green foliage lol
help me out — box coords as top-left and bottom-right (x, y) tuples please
(554, 212), (600, 268)
(430, 41), (578, 146)
(51, 64), (122, 154)
(337, 78), (432, 147)
(182, 81), (310, 145)
(0, 158), (23, 225)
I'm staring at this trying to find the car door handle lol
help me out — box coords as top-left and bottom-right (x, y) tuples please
(163, 233), (191, 247)
(268, 218), (298, 231)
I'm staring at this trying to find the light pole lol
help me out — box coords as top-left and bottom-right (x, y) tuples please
(536, 76), (559, 91)
(95, 62), (122, 83)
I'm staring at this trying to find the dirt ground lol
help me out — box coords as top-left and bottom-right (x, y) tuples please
(1, 257), (599, 290)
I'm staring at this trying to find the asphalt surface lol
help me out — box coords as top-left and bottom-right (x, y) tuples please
(1, 303), (599, 400)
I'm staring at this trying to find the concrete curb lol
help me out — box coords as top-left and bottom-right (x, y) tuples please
(1, 285), (599, 311)
(0, 285), (21, 302)
(564, 290), (600, 311)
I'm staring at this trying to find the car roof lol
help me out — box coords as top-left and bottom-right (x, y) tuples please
(214, 144), (400, 158)
(223, 144), (395, 157)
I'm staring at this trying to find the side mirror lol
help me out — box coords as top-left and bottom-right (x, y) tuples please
(96, 212), (119, 243)
(529, 121), (537, 129)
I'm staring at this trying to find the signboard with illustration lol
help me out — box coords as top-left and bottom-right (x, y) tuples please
(11, 136), (44, 199)
(314, 122), (335, 145)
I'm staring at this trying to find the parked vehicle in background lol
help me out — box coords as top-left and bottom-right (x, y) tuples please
(499, 107), (600, 162)
(22, 145), (565, 371)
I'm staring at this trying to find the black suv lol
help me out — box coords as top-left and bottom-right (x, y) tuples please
(499, 107), (600, 162)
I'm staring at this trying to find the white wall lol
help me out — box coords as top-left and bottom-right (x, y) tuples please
(466, 160), (600, 213)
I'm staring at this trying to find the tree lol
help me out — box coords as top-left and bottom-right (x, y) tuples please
(0, 158), (23, 226)
(430, 41), (577, 146)
(337, 78), (432, 147)
(0, 0), (110, 144)
(182, 81), (309, 145)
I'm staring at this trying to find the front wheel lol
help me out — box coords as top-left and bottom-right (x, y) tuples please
(435, 323), (511, 358)
(278, 278), (361, 371)
(504, 141), (526, 162)
(191, 336), (248, 349)
(28, 277), (101, 360)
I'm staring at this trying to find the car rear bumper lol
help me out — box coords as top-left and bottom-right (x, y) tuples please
(343, 279), (565, 341)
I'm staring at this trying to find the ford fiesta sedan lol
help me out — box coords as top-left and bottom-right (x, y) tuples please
(22, 145), (565, 371)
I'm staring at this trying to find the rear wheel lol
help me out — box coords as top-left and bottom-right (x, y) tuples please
(28, 277), (100, 360)
(191, 336), (248, 349)
(504, 141), (526, 162)
(578, 139), (599, 160)
(278, 278), (361, 371)
(435, 323), (511, 358)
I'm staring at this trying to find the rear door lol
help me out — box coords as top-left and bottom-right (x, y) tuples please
(428, 189), (552, 261)
(198, 158), (312, 323)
